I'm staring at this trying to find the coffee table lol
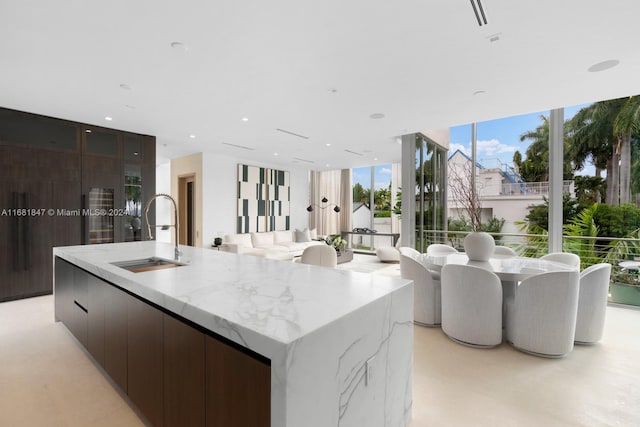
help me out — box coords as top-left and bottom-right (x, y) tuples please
(336, 249), (353, 264)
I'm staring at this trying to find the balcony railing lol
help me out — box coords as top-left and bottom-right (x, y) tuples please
(499, 180), (574, 196)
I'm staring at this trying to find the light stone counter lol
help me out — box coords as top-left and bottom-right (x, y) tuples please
(54, 241), (413, 427)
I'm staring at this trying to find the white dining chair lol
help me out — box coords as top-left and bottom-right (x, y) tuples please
(505, 270), (580, 357)
(399, 252), (441, 326)
(426, 244), (458, 256)
(541, 252), (581, 269)
(575, 263), (612, 344)
(440, 264), (502, 347)
(493, 246), (517, 257)
(399, 246), (421, 258)
(300, 245), (337, 268)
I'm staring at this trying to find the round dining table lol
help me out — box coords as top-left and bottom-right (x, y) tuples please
(422, 252), (577, 282)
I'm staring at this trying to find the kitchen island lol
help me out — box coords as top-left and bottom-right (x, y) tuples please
(53, 241), (413, 427)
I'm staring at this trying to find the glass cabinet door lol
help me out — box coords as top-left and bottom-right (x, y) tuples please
(124, 164), (143, 242)
(87, 188), (114, 244)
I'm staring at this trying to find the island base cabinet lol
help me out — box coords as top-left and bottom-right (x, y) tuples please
(54, 257), (272, 427)
(163, 314), (205, 427)
(205, 335), (271, 427)
(128, 296), (164, 427)
(103, 283), (128, 393)
(54, 257), (87, 347)
(87, 276), (105, 367)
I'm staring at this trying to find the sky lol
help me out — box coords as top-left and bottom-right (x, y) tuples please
(449, 102), (593, 175)
(352, 165), (393, 191)
(353, 101), (595, 190)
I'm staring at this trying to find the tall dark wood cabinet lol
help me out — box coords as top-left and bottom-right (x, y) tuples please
(0, 107), (156, 302)
(0, 113), (81, 301)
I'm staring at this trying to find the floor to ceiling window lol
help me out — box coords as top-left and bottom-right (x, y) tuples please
(413, 134), (447, 252)
(351, 164), (400, 252)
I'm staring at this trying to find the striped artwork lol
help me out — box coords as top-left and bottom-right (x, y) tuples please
(237, 164), (290, 233)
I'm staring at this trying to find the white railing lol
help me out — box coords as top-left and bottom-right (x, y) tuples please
(500, 180), (574, 196)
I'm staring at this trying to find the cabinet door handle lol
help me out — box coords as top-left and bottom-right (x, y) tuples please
(12, 192), (20, 271)
(23, 192), (31, 271)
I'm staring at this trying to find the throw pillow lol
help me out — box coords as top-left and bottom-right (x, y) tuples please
(309, 228), (318, 240)
(295, 228), (311, 242)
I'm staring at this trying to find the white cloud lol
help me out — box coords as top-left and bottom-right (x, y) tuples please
(476, 139), (516, 156)
(380, 167), (392, 175)
(449, 143), (469, 155)
(375, 181), (390, 190)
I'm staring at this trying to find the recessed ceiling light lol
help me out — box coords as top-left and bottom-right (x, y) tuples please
(189, 134), (196, 139)
(242, 117), (249, 122)
(105, 116), (113, 121)
(325, 164), (330, 167)
(133, 152), (139, 156)
(120, 83), (132, 90)
(325, 143), (331, 147)
(170, 41), (187, 50)
(374, 157), (378, 161)
(588, 59), (620, 72)
(370, 113), (385, 119)
(487, 33), (501, 43)
(274, 153), (279, 156)
(85, 129), (92, 133)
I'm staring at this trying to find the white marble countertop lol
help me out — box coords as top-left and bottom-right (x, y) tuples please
(53, 241), (411, 360)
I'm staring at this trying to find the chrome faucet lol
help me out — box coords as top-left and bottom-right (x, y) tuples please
(144, 193), (181, 261)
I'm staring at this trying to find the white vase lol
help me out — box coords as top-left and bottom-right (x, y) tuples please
(464, 232), (495, 262)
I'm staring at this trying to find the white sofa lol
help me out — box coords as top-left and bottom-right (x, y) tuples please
(223, 230), (324, 257)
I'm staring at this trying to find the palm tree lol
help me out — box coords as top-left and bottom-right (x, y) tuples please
(613, 96), (640, 203)
(518, 115), (573, 182)
(567, 96), (640, 205)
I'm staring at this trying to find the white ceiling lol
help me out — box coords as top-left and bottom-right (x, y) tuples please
(2, 1), (640, 169)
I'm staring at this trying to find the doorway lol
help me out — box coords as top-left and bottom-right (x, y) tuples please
(178, 175), (195, 246)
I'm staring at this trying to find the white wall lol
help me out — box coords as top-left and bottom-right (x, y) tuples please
(201, 152), (311, 245)
(155, 162), (171, 243)
(156, 154), (311, 247)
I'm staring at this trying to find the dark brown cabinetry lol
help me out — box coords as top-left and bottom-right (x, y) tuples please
(54, 257), (271, 427)
(87, 276), (106, 366)
(104, 282), (129, 392)
(1, 142), (81, 301)
(206, 335), (271, 427)
(163, 314), (206, 427)
(128, 296), (164, 427)
(54, 257), (88, 347)
(0, 107), (155, 302)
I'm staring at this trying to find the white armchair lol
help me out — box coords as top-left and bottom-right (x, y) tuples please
(399, 252), (440, 326)
(505, 270), (580, 357)
(575, 263), (612, 344)
(440, 264), (502, 347)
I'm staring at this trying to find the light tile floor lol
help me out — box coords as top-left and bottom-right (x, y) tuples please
(1, 256), (639, 426)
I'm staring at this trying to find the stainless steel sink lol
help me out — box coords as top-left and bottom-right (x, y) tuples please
(111, 257), (187, 273)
